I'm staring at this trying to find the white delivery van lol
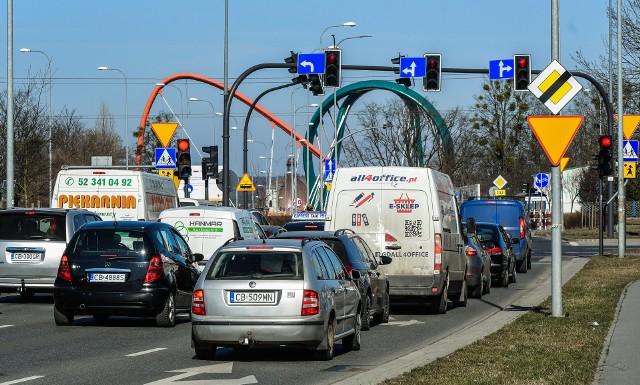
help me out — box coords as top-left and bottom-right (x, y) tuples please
(51, 168), (179, 221)
(158, 206), (266, 267)
(324, 166), (467, 313)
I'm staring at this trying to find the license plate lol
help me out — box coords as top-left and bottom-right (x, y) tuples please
(230, 291), (276, 304)
(89, 273), (126, 282)
(11, 252), (42, 262)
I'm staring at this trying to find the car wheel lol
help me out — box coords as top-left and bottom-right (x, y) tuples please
(314, 317), (335, 361)
(501, 268), (509, 287)
(360, 295), (371, 331)
(453, 276), (468, 307)
(510, 265), (517, 283)
(470, 276), (483, 299)
(54, 306), (74, 326)
(93, 314), (109, 322)
(527, 251), (532, 270)
(517, 259), (527, 273)
(431, 275), (448, 314)
(483, 275), (491, 294)
(156, 292), (176, 327)
(342, 308), (361, 351)
(374, 289), (390, 324)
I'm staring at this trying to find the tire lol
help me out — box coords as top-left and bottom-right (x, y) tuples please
(470, 277), (483, 299)
(483, 275), (491, 295)
(342, 309), (361, 351)
(431, 275), (449, 314)
(373, 289), (390, 324)
(195, 346), (217, 360)
(517, 259), (527, 273)
(500, 268), (509, 287)
(156, 292), (176, 327)
(510, 265), (517, 283)
(314, 317), (335, 361)
(453, 277), (468, 307)
(93, 314), (109, 322)
(360, 295), (371, 331)
(54, 306), (74, 326)
(527, 251), (532, 270)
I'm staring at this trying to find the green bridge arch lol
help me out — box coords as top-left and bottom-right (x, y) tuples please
(303, 80), (453, 208)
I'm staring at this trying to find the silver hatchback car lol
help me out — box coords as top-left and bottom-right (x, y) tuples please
(191, 238), (362, 361)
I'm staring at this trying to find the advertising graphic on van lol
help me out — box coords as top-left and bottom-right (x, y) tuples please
(57, 194), (136, 210)
(351, 192), (374, 207)
(350, 174), (418, 183)
(351, 213), (370, 227)
(389, 193), (419, 212)
(173, 220), (224, 242)
(405, 219), (423, 237)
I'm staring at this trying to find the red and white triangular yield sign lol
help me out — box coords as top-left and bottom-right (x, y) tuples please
(528, 116), (583, 166)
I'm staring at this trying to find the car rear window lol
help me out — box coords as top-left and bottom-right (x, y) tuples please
(476, 225), (500, 243)
(206, 251), (303, 280)
(0, 212), (67, 241)
(71, 229), (149, 257)
(462, 203), (521, 228)
(283, 221), (325, 231)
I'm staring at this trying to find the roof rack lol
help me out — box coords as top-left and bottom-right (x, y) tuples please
(301, 237), (321, 247)
(334, 228), (355, 236)
(222, 236), (244, 247)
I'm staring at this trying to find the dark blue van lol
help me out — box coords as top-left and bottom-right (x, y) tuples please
(459, 199), (532, 273)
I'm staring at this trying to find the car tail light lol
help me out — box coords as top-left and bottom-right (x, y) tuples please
(485, 247), (503, 254)
(385, 233), (397, 242)
(344, 265), (354, 275)
(519, 216), (525, 239)
(465, 246), (477, 256)
(434, 233), (442, 274)
(192, 289), (206, 316)
(246, 246), (274, 250)
(302, 290), (319, 316)
(57, 255), (71, 282)
(144, 255), (164, 282)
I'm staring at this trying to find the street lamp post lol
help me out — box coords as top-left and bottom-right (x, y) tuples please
(155, 83), (184, 125)
(21, 48), (53, 198)
(319, 21), (356, 49)
(291, 103), (318, 214)
(98, 66), (129, 169)
(334, 35), (373, 47)
(189, 97), (216, 146)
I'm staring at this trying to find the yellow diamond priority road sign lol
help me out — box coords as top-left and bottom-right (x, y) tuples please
(493, 175), (507, 189)
(528, 60), (583, 115)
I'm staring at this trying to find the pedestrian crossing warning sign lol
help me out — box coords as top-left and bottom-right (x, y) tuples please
(236, 173), (256, 192)
(624, 162), (636, 179)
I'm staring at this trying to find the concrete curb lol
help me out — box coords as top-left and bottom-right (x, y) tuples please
(591, 280), (635, 385)
(334, 257), (589, 385)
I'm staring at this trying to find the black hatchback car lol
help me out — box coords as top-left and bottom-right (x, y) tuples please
(475, 222), (517, 288)
(274, 229), (392, 330)
(53, 221), (204, 327)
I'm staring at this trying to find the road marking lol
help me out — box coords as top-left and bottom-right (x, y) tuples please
(0, 376), (45, 385)
(0, 325), (15, 328)
(144, 362), (257, 385)
(126, 348), (167, 357)
(382, 319), (425, 327)
(568, 241), (579, 246)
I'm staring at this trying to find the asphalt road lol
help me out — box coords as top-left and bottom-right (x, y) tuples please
(0, 237), (603, 385)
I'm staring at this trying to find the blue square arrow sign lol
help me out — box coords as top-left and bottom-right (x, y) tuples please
(298, 53), (326, 75)
(489, 59), (515, 80)
(399, 57), (426, 78)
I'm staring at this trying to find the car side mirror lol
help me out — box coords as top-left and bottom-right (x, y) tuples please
(379, 255), (393, 265)
(350, 269), (361, 280)
(511, 238), (519, 245)
(465, 218), (476, 236)
(193, 253), (205, 262)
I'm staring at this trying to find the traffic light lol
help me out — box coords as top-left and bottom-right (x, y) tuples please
(202, 145), (219, 180)
(308, 74), (324, 96)
(514, 54), (531, 91)
(177, 139), (192, 179)
(423, 54), (441, 92)
(597, 135), (613, 178)
(284, 51), (298, 74)
(323, 48), (342, 88)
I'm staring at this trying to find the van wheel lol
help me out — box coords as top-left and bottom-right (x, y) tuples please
(314, 317), (335, 361)
(54, 306), (74, 326)
(431, 275), (449, 314)
(453, 277), (468, 307)
(156, 292), (176, 327)
(360, 295), (371, 331)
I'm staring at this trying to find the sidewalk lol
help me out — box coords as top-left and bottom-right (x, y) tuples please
(593, 280), (640, 385)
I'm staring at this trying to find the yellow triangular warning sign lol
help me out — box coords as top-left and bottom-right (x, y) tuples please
(151, 122), (179, 148)
(528, 116), (583, 166)
(560, 157), (570, 173)
(614, 114), (640, 140)
(236, 173), (256, 192)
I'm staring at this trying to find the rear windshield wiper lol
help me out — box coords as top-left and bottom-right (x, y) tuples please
(104, 255), (138, 261)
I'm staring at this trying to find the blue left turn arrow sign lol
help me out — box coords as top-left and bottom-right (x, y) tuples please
(298, 53), (326, 75)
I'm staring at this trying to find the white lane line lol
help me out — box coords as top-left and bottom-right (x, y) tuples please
(126, 348), (167, 357)
(0, 376), (45, 385)
(569, 241), (579, 246)
(0, 325), (15, 328)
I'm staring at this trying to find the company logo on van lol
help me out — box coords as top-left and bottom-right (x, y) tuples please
(189, 220), (223, 227)
(57, 194), (136, 209)
(350, 174), (417, 183)
(389, 193), (419, 213)
(350, 192), (375, 207)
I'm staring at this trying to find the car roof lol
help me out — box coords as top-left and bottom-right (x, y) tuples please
(160, 206), (250, 219)
(80, 220), (166, 231)
(0, 207), (78, 214)
(220, 238), (322, 250)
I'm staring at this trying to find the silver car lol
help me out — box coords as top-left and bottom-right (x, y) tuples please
(191, 238), (362, 361)
(0, 208), (102, 298)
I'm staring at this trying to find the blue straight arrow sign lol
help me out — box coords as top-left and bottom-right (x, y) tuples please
(489, 59), (515, 80)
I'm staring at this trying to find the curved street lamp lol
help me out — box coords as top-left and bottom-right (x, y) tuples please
(189, 97), (216, 145)
(320, 21), (356, 49)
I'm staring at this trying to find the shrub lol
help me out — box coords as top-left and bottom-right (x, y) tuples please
(564, 212), (582, 229)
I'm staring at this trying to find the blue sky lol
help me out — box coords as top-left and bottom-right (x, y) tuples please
(1, 0), (611, 175)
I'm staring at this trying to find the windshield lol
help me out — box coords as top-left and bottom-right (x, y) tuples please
(0, 212), (67, 241)
(207, 251), (303, 280)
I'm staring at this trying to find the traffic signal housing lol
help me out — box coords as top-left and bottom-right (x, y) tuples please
(308, 74), (324, 96)
(177, 139), (192, 179)
(323, 48), (342, 88)
(423, 54), (441, 92)
(202, 145), (219, 180)
(514, 54), (531, 91)
(284, 51), (298, 74)
(597, 135), (613, 178)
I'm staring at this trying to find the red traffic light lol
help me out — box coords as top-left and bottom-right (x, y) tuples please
(517, 58), (528, 68)
(428, 58), (438, 68)
(327, 54), (337, 64)
(177, 139), (190, 151)
(599, 135), (612, 148)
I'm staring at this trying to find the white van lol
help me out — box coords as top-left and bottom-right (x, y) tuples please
(158, 206), (266, 267)
(51, 168), (179, 221)
(324, 166), (467, 313)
